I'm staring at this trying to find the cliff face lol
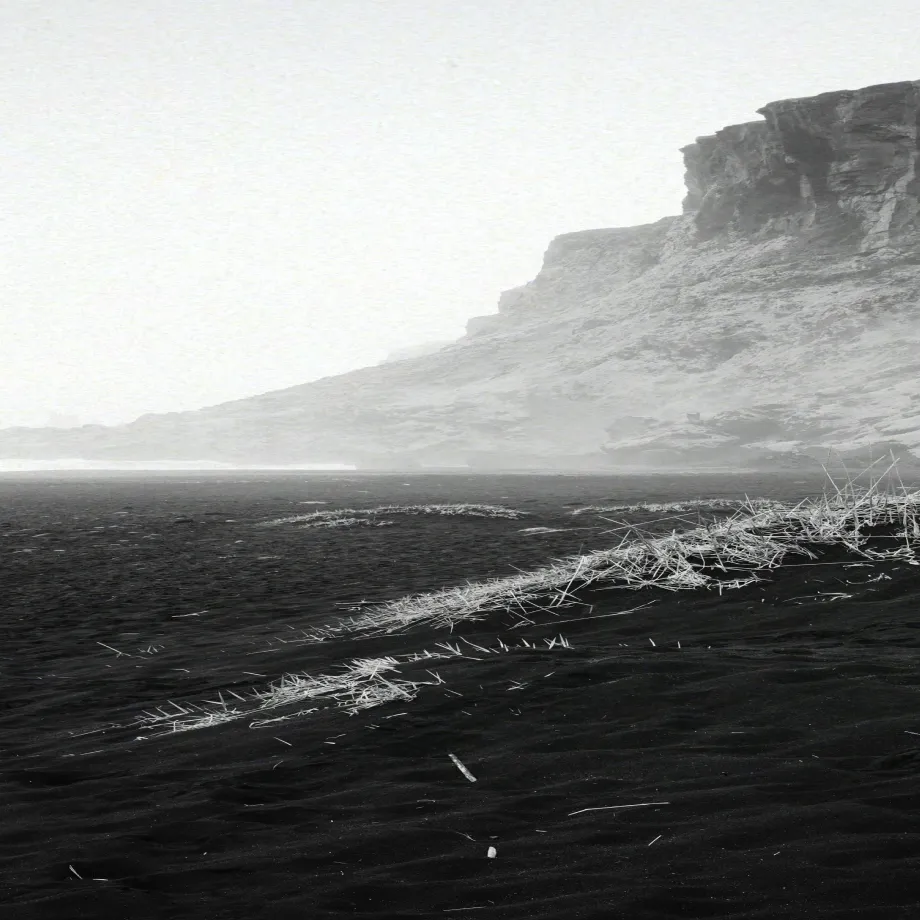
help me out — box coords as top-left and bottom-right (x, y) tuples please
(682, 81), (920, 247)
(3, 79), (920, 471)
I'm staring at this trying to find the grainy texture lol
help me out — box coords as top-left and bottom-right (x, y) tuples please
(3, 471), (920, 919)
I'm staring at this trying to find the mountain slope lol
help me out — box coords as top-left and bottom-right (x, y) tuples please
(3, 79), (920, 470)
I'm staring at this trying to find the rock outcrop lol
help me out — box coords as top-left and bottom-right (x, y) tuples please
(681, 80), (920, 247)
(3, 79), (920, 471)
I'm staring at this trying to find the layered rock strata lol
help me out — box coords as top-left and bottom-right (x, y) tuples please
(3, 80), (919, 470)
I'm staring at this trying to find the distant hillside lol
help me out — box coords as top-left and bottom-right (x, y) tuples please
(3, 79), (919, 472)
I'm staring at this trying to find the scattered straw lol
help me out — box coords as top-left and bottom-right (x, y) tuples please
(291, 466), (918, 641)
(136, 655), (446, 736)
(571, 498), (783, 516)
(257, 503), (527, 527)
(133, 463), (919, 738)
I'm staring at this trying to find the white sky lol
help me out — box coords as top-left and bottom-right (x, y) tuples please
(1, 0), (916, 427)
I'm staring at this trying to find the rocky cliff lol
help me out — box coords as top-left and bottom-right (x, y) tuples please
(3, 79), (920, 471)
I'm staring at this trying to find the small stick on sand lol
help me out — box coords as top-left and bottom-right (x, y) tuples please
(448, 753), (477, 782)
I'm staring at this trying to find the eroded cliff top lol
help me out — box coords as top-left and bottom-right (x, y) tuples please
(681, 79), (920, 247)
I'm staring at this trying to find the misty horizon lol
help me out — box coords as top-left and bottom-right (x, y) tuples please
(3, 0), (919, 430)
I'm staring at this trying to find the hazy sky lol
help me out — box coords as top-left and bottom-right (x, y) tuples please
(2, 0), (916, 427)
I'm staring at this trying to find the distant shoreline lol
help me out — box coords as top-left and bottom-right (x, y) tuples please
(2, 459), (917, 479)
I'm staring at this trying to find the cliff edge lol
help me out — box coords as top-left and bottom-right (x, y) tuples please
(3, 79), (920, 471)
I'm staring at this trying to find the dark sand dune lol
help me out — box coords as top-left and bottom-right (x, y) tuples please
(2, 472), (920, 919)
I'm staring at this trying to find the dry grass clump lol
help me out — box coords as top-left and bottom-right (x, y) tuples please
(136, 657), (434, 735)
(296, 466), (919, 640)
(571, 498), (784, 516)
(135, 462), (918, 737)
(302, 517), (395, 529)
(136, 635), (574, 736)
(257, 503), (526, 527)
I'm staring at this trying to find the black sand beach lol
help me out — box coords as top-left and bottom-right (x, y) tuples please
(3, 471), (920, 919)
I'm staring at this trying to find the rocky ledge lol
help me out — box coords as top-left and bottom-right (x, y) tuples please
(3, 79), (920, 472)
